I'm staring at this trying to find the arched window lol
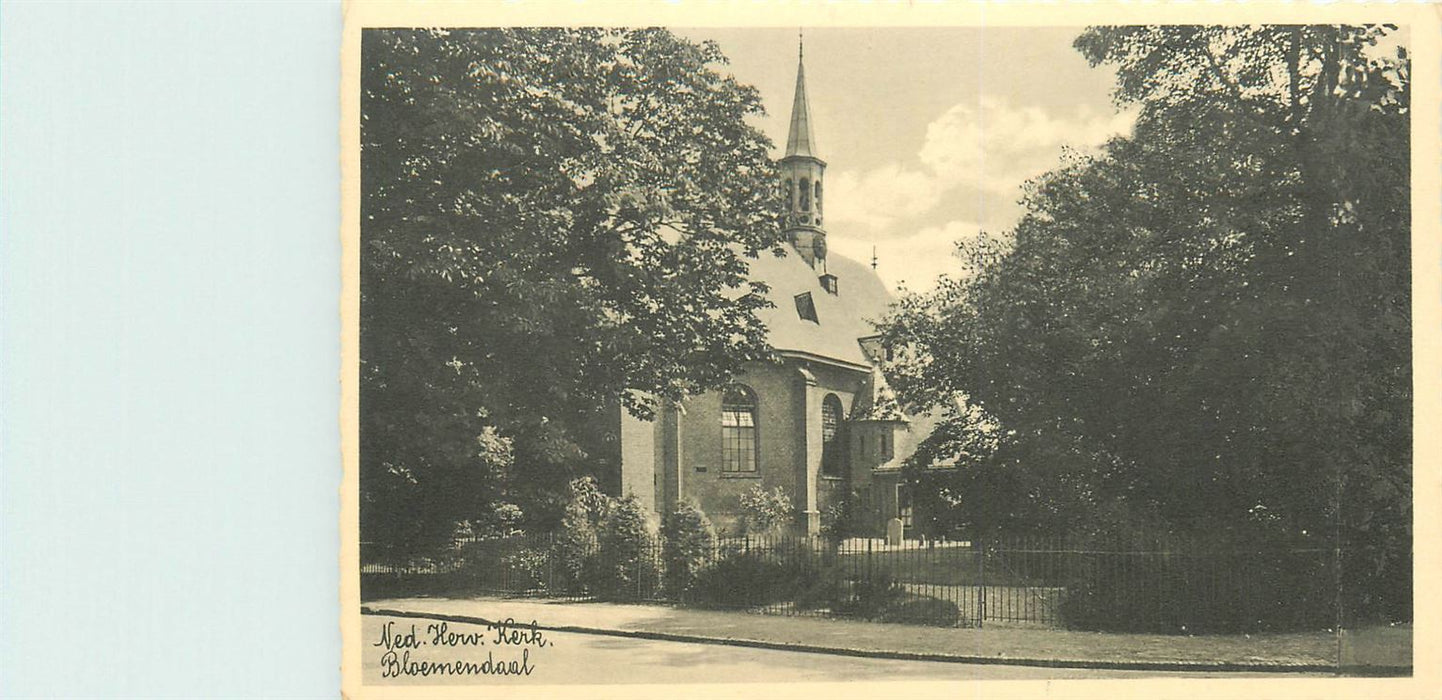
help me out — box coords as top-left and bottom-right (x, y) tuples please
(814, 180), (823, 216)
(784, 179), (794, 208)
(821, 394), (843, 477)
(721, 385), (758, 473)
(799, 177), (811, 212)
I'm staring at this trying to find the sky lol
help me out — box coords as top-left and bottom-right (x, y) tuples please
(675, 27), (1137, 293)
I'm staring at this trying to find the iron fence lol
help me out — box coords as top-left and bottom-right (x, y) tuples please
(361, 531), (1342, 634)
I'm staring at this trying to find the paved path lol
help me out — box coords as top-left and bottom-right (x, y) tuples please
(361, 614), (1318, 684)
(361, 595), (1412, 673)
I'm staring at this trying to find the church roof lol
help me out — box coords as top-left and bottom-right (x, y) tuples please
(850, 365), (905, 421)
(746, 248), (893, 369)
(783, 50), (819, 160)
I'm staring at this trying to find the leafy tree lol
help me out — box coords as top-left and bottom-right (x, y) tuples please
(882, 25), (1410, 621)
(360, 29), (787, 549)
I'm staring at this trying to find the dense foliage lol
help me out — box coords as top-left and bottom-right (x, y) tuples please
(551, 477), (608, 593)
(360, 29), (786, 549)
(820, 489), (864, 540)
(689, 553), (800, 608)
(737, 485), (795, 535)
(661, 498), (717, 597)
(880, 26), (1411, 622)
(594, 495), (662, 599)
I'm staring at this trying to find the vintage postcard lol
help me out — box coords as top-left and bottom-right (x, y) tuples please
(340, 2), (1440, 697)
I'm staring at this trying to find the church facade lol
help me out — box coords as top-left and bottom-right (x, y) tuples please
(612, 47), (935, 536)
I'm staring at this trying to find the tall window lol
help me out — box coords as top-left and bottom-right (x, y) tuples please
(821, 394), (843, 477)
(721, 385), (758, 473)
(799, 177), (811, 211)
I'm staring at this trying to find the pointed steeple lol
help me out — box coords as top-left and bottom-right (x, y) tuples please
(780, 32), (828, 270)
(784, 39), (819, 159)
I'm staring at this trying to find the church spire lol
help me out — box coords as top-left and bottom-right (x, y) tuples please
(784, 34), (819, 159)
(780, 32), (828, 270)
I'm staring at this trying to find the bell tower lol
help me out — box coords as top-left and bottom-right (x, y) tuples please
(781, 37), (828, 270)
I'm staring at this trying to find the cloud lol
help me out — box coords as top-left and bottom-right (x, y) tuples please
(829, 220), (985, 293)
(826, 164), (945, 231)
(826, 96), (1135, 237)
(920, 96), (1135, 195)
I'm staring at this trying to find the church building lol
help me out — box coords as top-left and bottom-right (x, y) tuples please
(612, 44), (937, 536)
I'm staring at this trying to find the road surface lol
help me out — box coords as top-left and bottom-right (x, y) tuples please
(360, 614), (1321, 685)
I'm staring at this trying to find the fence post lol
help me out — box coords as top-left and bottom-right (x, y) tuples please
(1333, 538), (1344, 671)
(866, 536), (873, 585)
(1157, 533), (1166, 631)
(978, 537), (986, 629)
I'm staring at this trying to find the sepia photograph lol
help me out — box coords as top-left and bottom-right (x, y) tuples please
(5, 2), (1440, 698)
(344, 10), (1420, 693)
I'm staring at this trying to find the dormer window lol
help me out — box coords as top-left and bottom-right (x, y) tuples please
(794, 292), (818, 324)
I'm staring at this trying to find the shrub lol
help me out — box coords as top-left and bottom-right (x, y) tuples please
(1056, 542), (1336, 634)
(690, 551), (802, 608)
(594, 494), (661, 599)
(738, 485), (794, 535)
(551, 477), (609, 593)
(569, 475), (614, 522)
(820, 490), (862, 541)
(662, 499), (717, 599)
(499, 546), (552, 592)
(834, 573), (905, 620)
(793, 567), (844, 611)
(880, 595), (961, 627)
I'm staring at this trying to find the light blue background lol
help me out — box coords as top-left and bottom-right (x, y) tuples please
(1, 2), (341, 697)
